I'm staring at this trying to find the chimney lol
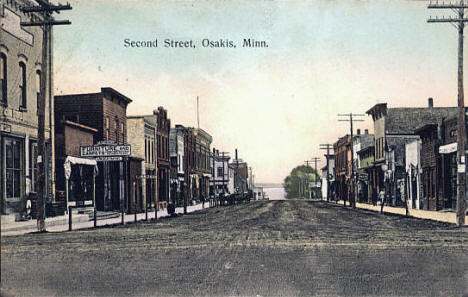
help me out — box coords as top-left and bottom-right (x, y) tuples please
(364, 129), (369, 135)
(428, 97), (434, 108)
(235, 149), (238, 161)
(357, 129), (361, 135)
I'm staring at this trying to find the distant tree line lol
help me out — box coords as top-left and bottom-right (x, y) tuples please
(283, 165), (319, 199)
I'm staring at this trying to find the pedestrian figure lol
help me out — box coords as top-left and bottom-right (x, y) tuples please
(379, 189), (385, 214)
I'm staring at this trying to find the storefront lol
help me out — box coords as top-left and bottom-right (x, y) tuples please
(1, 133), (50, 215)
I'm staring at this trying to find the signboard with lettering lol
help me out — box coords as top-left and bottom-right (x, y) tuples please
(96, 156), (123, 162)
(80, 144), (131, 157)
(0, 123), (11, 133)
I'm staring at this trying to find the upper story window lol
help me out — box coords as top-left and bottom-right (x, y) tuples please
(19, 62), (26, 109)
(450, 129), (457, 138)
(105, 117), (110, 140)
(1, 53), (6, 105)
(115, 118), (120, 143)
(120, 123), (125, 142)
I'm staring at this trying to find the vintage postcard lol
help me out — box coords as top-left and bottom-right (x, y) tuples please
(1, 0), (467, 296)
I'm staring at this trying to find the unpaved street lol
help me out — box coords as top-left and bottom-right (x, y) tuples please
(1, 200), (467, 297)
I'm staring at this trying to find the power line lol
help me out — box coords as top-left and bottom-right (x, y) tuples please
(320, 144), (334, 203)
(21, 0), (72, 232)
(428, 0), (467, 227)
(338, 113), (364, 208)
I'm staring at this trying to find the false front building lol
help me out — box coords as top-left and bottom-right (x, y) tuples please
(55, 88), (140, 212)
(1, 0), (55, 216)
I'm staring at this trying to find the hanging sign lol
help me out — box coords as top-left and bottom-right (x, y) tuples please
(80, 144), (131, 157)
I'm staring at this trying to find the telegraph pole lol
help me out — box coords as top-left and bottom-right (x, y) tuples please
(311, 157), (320, 199)
(304, 160), (312, 199)
(21, 0), (71, 232)
(428, 0), (467, 226)
(338, 113), (364, 208)
(320, 144), (334, 202)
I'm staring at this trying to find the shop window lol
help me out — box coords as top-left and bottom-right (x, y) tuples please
(29, 142), (37, 192)
(1, 53), (6, 105)
(145, 139), (148, 162)
(6, 138), (22, 198)
(19, 62), (27, 109)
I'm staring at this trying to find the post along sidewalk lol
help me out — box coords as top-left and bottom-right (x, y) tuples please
(1, 203), (211, 236)
(332, 199), (466, 224)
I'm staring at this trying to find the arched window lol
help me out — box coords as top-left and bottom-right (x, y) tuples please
(0, 53), (6, 105)
(19, 61), (26, 109)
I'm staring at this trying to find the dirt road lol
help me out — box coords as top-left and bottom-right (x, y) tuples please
(1, 200), (467, 297)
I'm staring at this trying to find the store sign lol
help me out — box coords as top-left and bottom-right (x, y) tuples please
(0, 123), (11, 133)
(96, 156), (123, 162)
(439, 142), (457, 154)
(80, 143), (131, 157)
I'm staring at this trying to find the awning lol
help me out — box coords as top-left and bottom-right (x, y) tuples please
(64, 156), (98, 180)
(439, 143), (457, 154)
(202, 173), (211, 178)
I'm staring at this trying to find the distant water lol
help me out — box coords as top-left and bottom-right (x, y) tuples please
(263, 187), (285, 200)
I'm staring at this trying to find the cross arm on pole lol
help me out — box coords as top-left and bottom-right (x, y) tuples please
(428, 18), (468, 23)
(21, 4), (72, 13)
(21, 20), (71, 26)
(428, 3), (468, 9)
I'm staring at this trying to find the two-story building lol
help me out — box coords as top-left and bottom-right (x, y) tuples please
(192, 128), (212, 200)
(169, 125), (185, 206)
(354, 130), (375, 204)
(1, 0), (54, 216)
(366, 99), (456, 207)
(55, 87), (136, 212)
(209, 149), (231, 196)
(154, 107), (170, 208)
(334, 135), (351, 203)
(126, 115), (157, 212)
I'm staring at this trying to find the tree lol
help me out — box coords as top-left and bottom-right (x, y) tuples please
(283, 165), (319, 199)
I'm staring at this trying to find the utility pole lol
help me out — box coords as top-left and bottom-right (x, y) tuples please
(338, 113), (364, 209)
(428, 0), (467, 227)
(320, 144), (334, 202)
(312, 157), (320, 199)
(21, 0), (71, 232)
(304, 160), (312, 199)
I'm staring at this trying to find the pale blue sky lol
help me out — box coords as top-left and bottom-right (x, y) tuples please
(53, 0), (466, 183)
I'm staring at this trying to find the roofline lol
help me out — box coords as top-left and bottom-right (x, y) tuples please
(101, 87), (132, 103)
(64, 120), (98, 133)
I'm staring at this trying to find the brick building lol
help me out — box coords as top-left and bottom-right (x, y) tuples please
(334, 135), (351, 203)
(55, 87), (137, 212)
(193, 128), (212, 200)
(154, 107), (170, 208)
(1, 0), (54, 215)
